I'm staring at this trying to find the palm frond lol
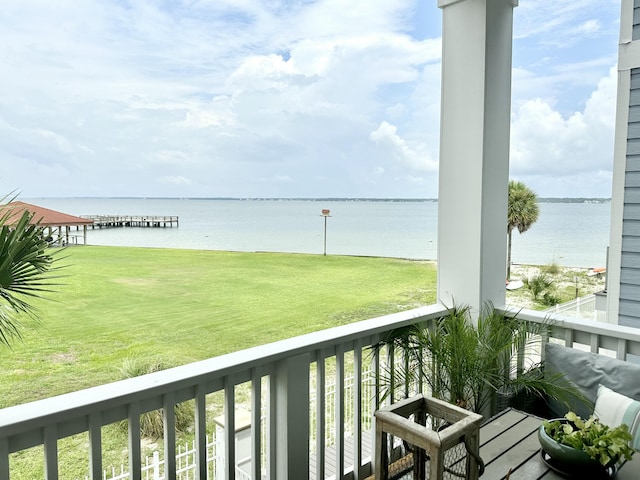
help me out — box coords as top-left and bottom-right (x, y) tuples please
(0, 201), (63, 347)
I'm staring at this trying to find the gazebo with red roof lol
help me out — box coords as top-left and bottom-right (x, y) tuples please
(2, 201), (94, 245)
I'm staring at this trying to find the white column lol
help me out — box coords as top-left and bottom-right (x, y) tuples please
(437, 0), (517, 316)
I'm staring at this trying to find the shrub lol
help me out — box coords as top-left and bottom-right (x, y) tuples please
(525, 273), (554, 301)
(119, 357), (194, 439)
(540, 262), (560, 275)
(541, 291), (561, 306)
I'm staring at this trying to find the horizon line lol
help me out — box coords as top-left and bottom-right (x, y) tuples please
(23, 196), (612, 203)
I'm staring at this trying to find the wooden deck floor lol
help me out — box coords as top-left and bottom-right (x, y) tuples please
(311, 431), (374, 479)
(479, 409), (639, 479)
(337, 408), (640, 479)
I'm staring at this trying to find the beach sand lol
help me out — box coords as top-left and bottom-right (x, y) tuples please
(506, 264), (606, 310)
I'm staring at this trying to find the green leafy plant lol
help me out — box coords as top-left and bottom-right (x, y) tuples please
(543, 411), (634, 467)
(541, 291), (561, 307)
(525, 273), (554, 301)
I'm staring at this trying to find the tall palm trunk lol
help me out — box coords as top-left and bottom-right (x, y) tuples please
(507, 227), (513, 281)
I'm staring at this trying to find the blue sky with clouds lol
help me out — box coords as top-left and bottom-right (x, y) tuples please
(0, 0), (621, 198)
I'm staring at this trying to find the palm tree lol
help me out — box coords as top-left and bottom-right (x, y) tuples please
(507, 180), (539, 281)
(377, 304), (585, 416)
(0, 198), (59, 347)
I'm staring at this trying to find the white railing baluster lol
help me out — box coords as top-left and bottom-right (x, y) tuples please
(89, 412), (103, 480)
(128, 402), (142, 480)
(163, 392), (177, 480)
(417, 346), (424, 395)
(387, 343), (395, 404)
(564, 328), (574, 348)
(0, 437), (8, 480)
(370, 342), (380, 474)
(335, 344), (345, 479)
(44, 424), (59, 480)
(315, 354), (326, 480)
(591, 333), (600, 353)
(250, 368), (262, 480)
(353, 342), (363, 479)
(517, 329), (526, 376)
(224, 377), (236, 480)
(617, 338), (628, 360)
(268, 373), (277, 480)
(402, 340), (410, 398)
(194, 385), (207, 479)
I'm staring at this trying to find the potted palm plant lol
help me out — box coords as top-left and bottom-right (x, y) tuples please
(377, 303), (583, 417)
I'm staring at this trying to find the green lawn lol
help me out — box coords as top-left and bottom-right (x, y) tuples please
(1, 246), (437, 409)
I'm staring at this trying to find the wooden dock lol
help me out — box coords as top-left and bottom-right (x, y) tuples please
(82, 215), (179, 229)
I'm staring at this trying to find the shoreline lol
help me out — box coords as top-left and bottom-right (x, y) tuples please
(80, 244), (604, 270)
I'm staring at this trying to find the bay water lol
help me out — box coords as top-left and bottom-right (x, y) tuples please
(25, 197), (610, 268)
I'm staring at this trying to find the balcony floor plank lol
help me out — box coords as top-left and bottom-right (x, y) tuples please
(311, 431), (373, 479)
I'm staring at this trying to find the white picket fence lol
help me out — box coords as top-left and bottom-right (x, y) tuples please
(87, 436), (217, 480)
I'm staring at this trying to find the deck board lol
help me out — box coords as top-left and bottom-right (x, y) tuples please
(311, 432), (373, 479)
(482, 430), (541, 479)
(479, 409), (530, 444)
(480, 415), (541, 463)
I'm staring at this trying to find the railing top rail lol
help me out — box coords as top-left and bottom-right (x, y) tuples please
(0, 304), (447, 438)
(501, 307), (640, 344)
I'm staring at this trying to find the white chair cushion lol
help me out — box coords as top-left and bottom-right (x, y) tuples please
(594, 384), (640, 450)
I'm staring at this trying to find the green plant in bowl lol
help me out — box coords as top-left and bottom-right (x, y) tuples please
(540, 411), (634, 469)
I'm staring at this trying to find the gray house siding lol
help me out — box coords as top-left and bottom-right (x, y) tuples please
(620, 67), (640, 327)
(634, 0), (640, 40)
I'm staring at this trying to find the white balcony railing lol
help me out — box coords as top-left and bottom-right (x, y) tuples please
(1, 304), (640, 480)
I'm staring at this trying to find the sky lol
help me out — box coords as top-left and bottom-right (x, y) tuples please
(0, 0), (622, 199)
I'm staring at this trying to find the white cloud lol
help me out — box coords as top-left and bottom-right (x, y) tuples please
(180, 108), (236, 129)
(577, 19), (602, 36)
(228, 54), (301, 92)
(514, 0), (617, 45)
(157, 176), (191, 186)
(152, 150), (193, 166)
(370, 121), (437, 172)
(0, 0), (622, 199)
(510, 66), (616, 196)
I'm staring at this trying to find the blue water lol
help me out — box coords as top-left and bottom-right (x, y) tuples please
(24, 198), (611, 268)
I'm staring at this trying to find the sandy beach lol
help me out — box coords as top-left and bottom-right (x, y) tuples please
(506, 264), (606, 309)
